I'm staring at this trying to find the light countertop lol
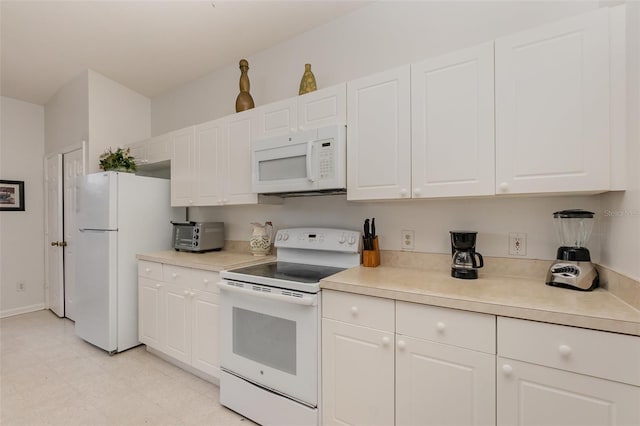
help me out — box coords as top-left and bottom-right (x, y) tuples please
(321, 266), (640, 336)
(137, 250), (275, 272)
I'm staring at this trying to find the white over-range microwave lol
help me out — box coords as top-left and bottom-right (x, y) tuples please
(251, 125), (346, 196)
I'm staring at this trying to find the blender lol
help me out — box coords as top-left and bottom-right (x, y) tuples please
(546, 209), (599, 291)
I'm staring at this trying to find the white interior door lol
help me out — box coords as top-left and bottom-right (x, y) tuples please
(45, 154), (64, 317)
(62, 149), (83, 320)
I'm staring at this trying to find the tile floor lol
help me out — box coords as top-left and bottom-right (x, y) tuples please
(0, 310), (253, 425)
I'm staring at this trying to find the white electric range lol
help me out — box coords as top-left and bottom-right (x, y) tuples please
(218, 227), (361, 426)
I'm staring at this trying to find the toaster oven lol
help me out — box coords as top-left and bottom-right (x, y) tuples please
(172, 221), (224, 252)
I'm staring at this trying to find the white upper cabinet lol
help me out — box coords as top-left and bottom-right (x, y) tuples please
(347, 65), (412, 200)
(257, 83), (346, 140)
(170, 126), (196, 207)
(194, 119), (224, 206)
(411, 42), (495, 198)
(220, 110), (258, 205)
(495, 8), (610, 195)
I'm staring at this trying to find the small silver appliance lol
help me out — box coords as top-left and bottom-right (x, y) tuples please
(546, 210), (599, 291)
(171, 221), (224, 252)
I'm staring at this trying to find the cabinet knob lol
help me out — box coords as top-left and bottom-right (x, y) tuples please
(350, 306), (358, 315)
(397, 340), (406, 350)
(183, 290), (189, 295)
(502, 364), (513, 376)
(145, 268), (151, 273)
(190, 291), (196, 297)
(203, 278), (209, 284)
(499, 182), (509, 192)
(436, 321), (446, 332)
(413, 188), (421, 196)
(558, 344), (572, 357)
(381, 336), (390, 346)
(189, 200), (193, 204)
(155, 284), (161, 289)
(172, 273), (178, 279)
(400, 188), (408, 197)
(222, 198), (228, 204)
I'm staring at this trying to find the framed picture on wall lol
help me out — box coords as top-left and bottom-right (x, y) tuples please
(0, 180), (25, 211)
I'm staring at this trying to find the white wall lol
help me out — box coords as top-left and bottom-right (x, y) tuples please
(0, 96), (46, 316)
(87, 70), (151, 173)
(154, 1), (614, 270)
(151, 1), (597, 135)
(600, 1), (640, 281)
(44, 71), (89, 155)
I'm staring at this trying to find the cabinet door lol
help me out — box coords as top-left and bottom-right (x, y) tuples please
(347, 65), (411, 200)
(222, 110), (258, 205)
(257, 97), (297, 139)
(497, 357), (640, 426)
(170, 127), (196, 206)
(298, 83), (346, 130)
(191, 290), (220, 378)
(411, 42), (495, 198)
(138, 277), (162, 349)
(146, 133), (171, 164)
(127, 141), (148, 165)
(495, 8), (610, 195)
(194, 120), (223, 206)
(396, 335), (495, 426)
(163, 282), (191, 364)
(322, 318), (395, 426)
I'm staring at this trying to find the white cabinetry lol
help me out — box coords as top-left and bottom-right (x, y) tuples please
(322, 290), (496, 426)
(137, 261), (220, 379)
(126, 134), (171, 167)
(497, 317), (640, 426)
(495, 8), (610, 195)
(170, 127), (197, 206)
(256, 83), (346, 140)
(411, 42), (495, 198)
(347, 66), (412, 200)
(171, 110), (258, 207)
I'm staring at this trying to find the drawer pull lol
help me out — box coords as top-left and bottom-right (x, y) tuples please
(397, 340), (406, 350)
(145, 268), (151, 273)
(172, 273), (178, 279)
(350, 306), (358, 315)
(501, 364), (513, 376)
(183, 290), (189, 296)
(381, 336), (390, 347)
(558, 344), (572, 357)
(155, 284), (161, 289)
(203, 278), (210, 284)
(436, 321), (446, 332)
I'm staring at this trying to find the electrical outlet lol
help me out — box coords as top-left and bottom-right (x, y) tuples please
(509, 233), (527, 256)
(401, 230), (415, 251)
(16, 281), (25, 292)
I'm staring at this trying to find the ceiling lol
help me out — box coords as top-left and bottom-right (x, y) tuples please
(0, 1), (368, 105)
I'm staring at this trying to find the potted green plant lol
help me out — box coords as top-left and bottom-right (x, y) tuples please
(99, 147), (137, 173)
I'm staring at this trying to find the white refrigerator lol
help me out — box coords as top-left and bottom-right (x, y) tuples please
(75, 172), (183, 353)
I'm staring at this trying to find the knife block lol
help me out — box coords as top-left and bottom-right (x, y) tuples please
(362, 236), (380, 267)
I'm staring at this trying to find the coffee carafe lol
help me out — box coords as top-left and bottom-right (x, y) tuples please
(450, 231), (484, 279)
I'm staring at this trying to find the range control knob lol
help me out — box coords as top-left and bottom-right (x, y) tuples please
(282, 233), (289, 241)
(338, 234), (346, 244)
(348, 235), (356, 245)
(277, 233), (283, 241)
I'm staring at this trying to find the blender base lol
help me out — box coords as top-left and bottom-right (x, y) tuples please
(545, 261), (599, 291)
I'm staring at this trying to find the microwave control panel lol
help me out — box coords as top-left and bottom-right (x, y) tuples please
(318, 140), (334, 181)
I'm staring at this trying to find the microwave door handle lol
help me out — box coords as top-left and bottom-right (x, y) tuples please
(306, 141), (315, 182)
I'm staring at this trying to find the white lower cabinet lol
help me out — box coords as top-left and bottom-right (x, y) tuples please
(322, 290), (496, 426)
(497, 317), (640, 426)
(137, 261), (220, 379)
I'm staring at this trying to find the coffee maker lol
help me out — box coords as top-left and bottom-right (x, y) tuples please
(546, 209), (599, 291)
(450, 231), (484, 279)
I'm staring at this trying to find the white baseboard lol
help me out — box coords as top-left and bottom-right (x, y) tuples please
(0, 304), (46, 318)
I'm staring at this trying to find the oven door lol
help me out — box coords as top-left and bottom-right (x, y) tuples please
(218, 279), (319, 407)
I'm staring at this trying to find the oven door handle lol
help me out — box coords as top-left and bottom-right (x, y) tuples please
(217, 281), (317, 306)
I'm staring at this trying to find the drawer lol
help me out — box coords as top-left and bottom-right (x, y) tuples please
(190, 269), (220, 294)
(396, 301), (496, 354)
(498, 317), (640, 386)
(162, 264), (195, 286)
(138, 261), (163, 281)
(322, 290), (394, 332)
